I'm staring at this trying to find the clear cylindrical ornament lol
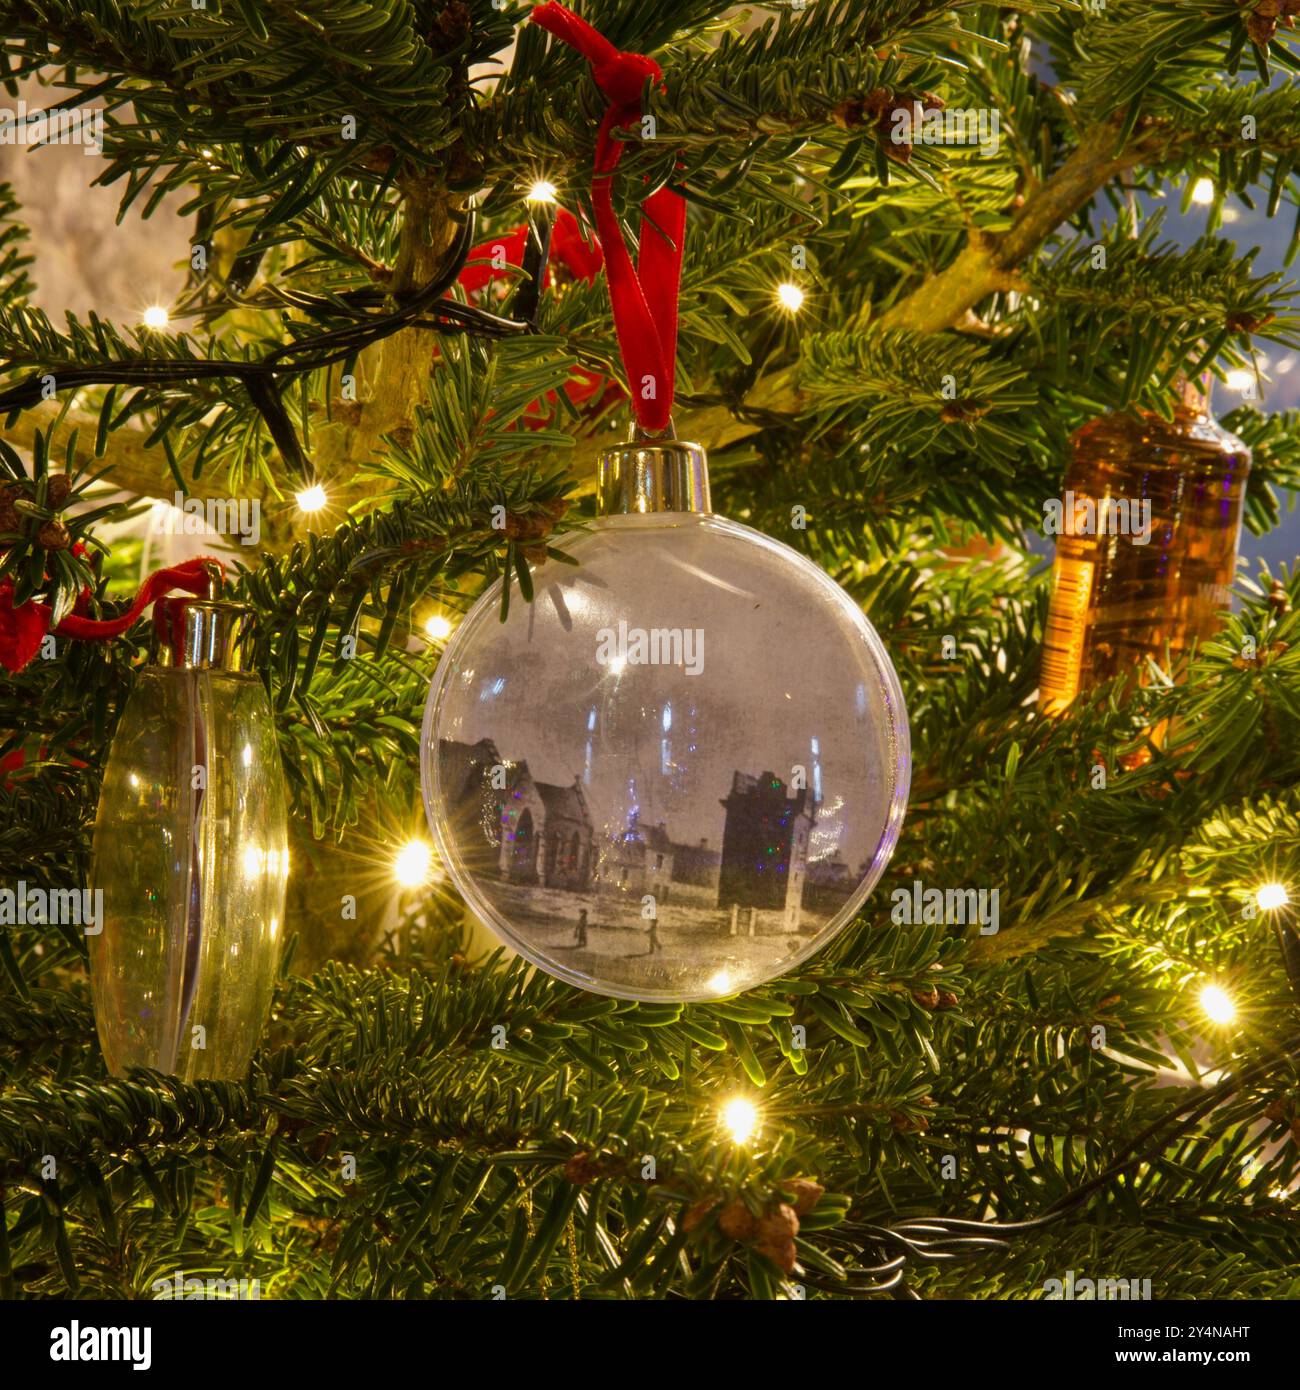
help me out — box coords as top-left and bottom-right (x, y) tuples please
(88, 597), (288, 1079)
(422, 435), (910, 1001)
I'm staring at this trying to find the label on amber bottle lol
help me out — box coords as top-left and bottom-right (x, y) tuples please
(1040, 555), (1095, 715)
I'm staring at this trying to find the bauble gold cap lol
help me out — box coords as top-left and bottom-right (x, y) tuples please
(597, 423), (711, 515)
(152, 560), (255, 671)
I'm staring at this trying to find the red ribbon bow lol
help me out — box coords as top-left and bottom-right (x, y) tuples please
(530, 2), (686, 434)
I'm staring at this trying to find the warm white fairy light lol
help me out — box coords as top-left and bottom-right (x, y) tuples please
(424, 613), (453, 641)
(1200, 983), (1237, 1025)
(776, 282), (805, 313)
(295, 484), (328, 514)
(526, 179), (558, 204)
(1225, 368), (1255, 393)
(141, 304), (170, 329)
(1256, 882), (1290, 912)
(721, 1096), (759, 1144)
(1191, 177), (1215, 205)
(393, 839), (433, 888)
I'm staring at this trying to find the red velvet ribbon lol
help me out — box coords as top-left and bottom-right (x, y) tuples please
(460, 206), (604, 294)
(60, 557), (220, 641)
(0, 555), (223, 673)
(530, 2), (685, 434)
(458, 205), (613, 423)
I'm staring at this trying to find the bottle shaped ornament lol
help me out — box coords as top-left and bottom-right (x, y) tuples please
(422, 434), (910, 1001)
(1040, 376), (1250, 721)
(89, 588), (289, 1079)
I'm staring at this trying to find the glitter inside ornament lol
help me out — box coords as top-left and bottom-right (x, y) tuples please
(422, 445), (909, 1001)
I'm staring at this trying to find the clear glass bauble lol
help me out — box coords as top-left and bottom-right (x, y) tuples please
(421, 512), (909, 1001)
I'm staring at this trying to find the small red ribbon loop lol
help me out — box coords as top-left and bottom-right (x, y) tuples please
(460, 206), (603, 295)
(59, 556), (221, 644)
(0, 554), (224, 673)
(530, 2), (684, 434)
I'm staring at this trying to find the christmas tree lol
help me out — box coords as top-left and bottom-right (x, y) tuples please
(2, 0), (1300, 1306)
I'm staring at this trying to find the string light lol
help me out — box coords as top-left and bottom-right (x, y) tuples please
(424, 614), (453, 641)
(393, 839), (433, 888)
(526, 179), (558, 204)
(141, 305), (170, 329)
(295, 484), (328, 514)
(1225, 368), (1255, 393)
(1199, 983), (1237, 1025)
(775, 282), (805, 313)
(1256, 883), (1290, 912)
(1191, 177), (1215, 205)
(721, 1096), (759, 1144)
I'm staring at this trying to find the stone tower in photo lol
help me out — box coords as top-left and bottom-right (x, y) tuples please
(717, 771), (817, 931)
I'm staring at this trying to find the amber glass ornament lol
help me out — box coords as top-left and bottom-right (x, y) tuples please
(1039, 378), (1250, 727)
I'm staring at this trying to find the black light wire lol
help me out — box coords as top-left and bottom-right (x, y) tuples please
(798, 1031), (1300, 1296)
(0, 202), (553, 478)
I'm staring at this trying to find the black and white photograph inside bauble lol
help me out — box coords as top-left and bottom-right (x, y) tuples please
(425, 517), (909, 999)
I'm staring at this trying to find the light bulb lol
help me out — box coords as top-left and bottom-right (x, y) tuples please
(1200, 983), (1236, 1025)
(526, 180), (558, 204)
(721, 1096), (759, 1144)
(1225, 369), (1255, 393)
(1191, 177), (1215, 205)
(394, 839), (433, 888)
(424, 614), (453, 641)
(295, 484), (328, 514)
(141, 305), (170, 329)
(776, 282), (805, 313)
(1256, 883), (1289, 911)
